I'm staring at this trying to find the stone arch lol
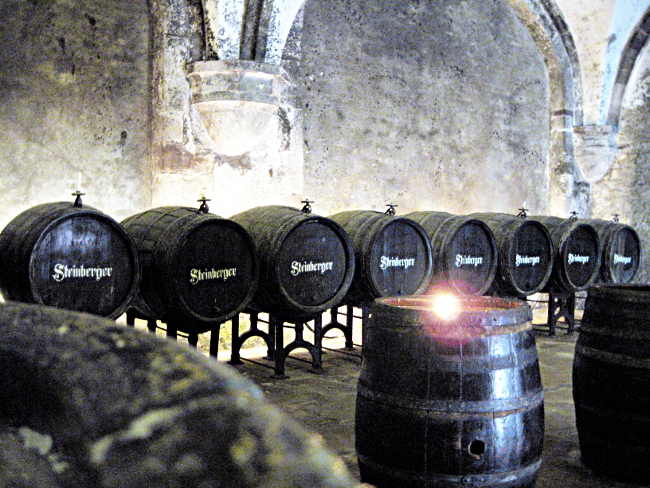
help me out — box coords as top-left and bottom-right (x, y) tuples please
(606, 7), (650, 128)
(507, 0), (588, 216)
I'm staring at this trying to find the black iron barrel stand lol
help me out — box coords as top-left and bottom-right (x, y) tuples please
(229, 310), (324, 378)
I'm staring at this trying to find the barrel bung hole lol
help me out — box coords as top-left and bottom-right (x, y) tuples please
(469, 439), (486, 457)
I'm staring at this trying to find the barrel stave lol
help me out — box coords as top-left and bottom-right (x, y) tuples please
(573, 284), (650, 483)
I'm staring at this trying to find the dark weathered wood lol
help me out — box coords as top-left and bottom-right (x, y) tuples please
(230, 205), (355, 320)
(472, 212), (555, 297)
(582, 218), (641, 284)
(121, 206), (258, 334)
(329, 210), (433, 306)
(356, 296), (544, 488)
(530, 216), (601, 292)
(0, 202), (140, 319)
(573, 284), (650, 483)
(407, 211), (498, 295)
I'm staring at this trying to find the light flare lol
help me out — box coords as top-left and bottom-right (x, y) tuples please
(431, 293), (462, 321)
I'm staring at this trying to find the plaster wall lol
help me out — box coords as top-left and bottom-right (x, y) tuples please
(299, 0), (550, 217)
(0, 0), (152, 228)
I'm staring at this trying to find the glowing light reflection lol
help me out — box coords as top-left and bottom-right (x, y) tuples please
(431, 293), (462, 321)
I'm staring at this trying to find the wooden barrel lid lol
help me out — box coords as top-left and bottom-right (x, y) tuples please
(330, 210), (433, 305)
(121, 207), (258, 330)
(0, 202), (140, 319)
(531, 216), (601, 292)
(471, 213), (554, 297)
(230, 206), (354, 319)
(407, 211), (498, 295)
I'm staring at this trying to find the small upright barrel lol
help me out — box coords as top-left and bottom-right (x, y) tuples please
(0, 202), (140, 319)
(230, 205), (355, 320)
(329, 210), (434, 306)
(356, 295), (544, 488)
(121, 206), (258, 333)
(573, 284), (650, 483)
(530, 216), (601, 292)
(406, 211), (498, 295)
(582, 218), (641, 283)
(471, 213), (554, 297)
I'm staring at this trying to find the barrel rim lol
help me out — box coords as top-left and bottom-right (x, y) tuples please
(371, 294), (532, 330)
(586, 282), (650, 298)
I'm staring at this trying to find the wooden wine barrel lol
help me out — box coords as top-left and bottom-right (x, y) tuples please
(356, 295), (544, 488)
(471, 213), (554, 297)
(406, 211), (498, 295)
(230, 205), (355, 320)
(582, 218), (641, 284)
(329, 210), (433, 306)
(0, 202), (140, 319)
(121, 206), (258, 334)
(530, 216), (601, 292)
(0, 301), (358, 488)
(573, 284), (650, 483)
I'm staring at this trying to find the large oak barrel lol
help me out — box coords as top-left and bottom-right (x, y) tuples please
(230, 205), (355, 320)
(356, 295), (544, 488)
(529, 216), (601, 292)
(0, 202), (140, 319)
(572, 284), (650, 483)
(121, 206), (258, 333)
(406, 211), (498, 295)
(0, 301), (358, 488)
(582, 218), (641, 283)
(329, 210), (433, 306)
(471, 213), (554, 297)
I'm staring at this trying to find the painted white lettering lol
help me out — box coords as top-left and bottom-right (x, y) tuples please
(515, 255), (541, 267)
(568, 253), (590, 264)
(613, 254), (632, 265)
(380, 256), (416, 270)
(52, 264), (113, 282)
(189, 267), (238, 284)
(290, 261), (334, 276)
(455, 255), (484, 267)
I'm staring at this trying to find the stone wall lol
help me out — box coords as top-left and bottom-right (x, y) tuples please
(299, 0), (550, 217)
(0, 0), (152, 228)
(592, 40), (650, 283)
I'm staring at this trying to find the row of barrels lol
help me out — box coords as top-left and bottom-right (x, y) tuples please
(0, 200), (642, 334)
